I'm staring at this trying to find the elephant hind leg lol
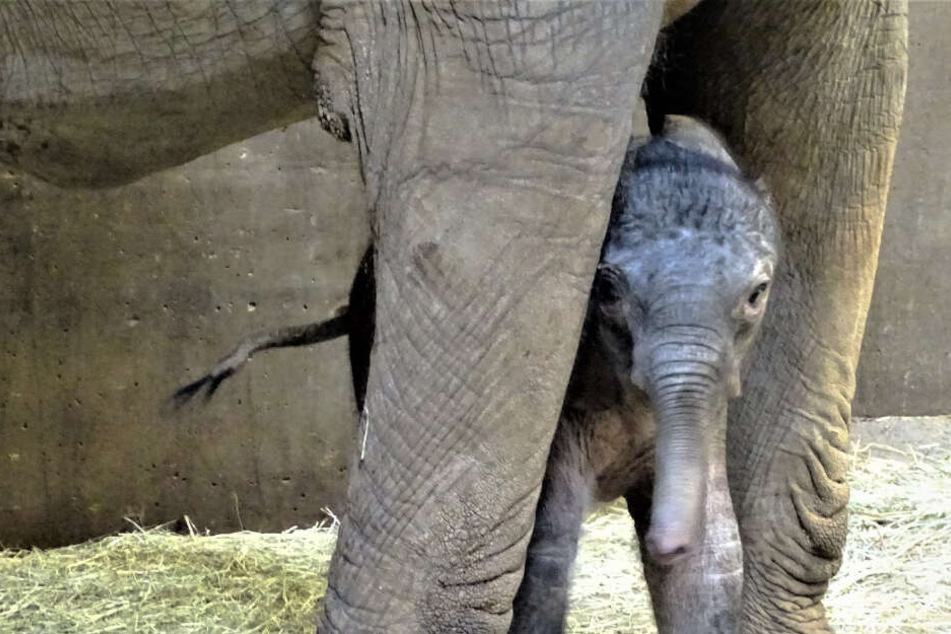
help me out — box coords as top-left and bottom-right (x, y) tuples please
(510, 426), (591, 634)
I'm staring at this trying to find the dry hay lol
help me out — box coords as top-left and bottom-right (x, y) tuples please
(0, 516), (337, 634)
(826, 443), (951, 632)
(1, 444), (948, 633)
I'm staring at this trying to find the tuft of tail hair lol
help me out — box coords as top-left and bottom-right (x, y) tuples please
(170, 312), (350, 408)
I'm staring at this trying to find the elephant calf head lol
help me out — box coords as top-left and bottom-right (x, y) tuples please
(595, 115), (780, 563)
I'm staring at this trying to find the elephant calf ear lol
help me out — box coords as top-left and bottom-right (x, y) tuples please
(661, 114), (738, 169)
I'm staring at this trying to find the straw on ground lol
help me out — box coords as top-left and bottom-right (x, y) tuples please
(1, 443), (948, 633)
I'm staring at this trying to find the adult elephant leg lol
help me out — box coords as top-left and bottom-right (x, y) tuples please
(313, 3), (663, 633)
(645, 1), (908, 631)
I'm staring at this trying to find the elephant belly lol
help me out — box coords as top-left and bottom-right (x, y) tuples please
(583, 406), (655, 503)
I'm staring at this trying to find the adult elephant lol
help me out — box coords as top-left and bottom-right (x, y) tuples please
(1, 1), (907, 633)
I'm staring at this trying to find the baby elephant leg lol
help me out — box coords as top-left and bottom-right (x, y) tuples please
(627, 451), (743, 634)
(509, 429), (590, 634)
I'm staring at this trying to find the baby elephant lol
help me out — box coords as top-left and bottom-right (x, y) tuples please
(509, 117), (779, 634)
(173, 116), (778, 634)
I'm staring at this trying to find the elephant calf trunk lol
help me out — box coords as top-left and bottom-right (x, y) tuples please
(646, 415), (708, 564)
(642, 348), (725, 566)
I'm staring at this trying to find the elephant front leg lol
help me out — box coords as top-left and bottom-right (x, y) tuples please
(510, 428), (591, 634)
(628, 444), (743, 634)
(313, 3), (665, 632)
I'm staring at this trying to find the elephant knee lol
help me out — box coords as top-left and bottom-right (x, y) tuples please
(738, 426), (852, 631)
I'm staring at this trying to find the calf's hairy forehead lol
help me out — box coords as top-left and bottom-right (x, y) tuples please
(604, 170), (777, 290)
(605, 228), (771, 291)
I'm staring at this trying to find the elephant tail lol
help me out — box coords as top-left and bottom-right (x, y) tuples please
(170, 309), (351, 408)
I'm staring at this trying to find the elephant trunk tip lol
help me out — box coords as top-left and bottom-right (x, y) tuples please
(644, 523), (694, 566)
(643, 447), (708, 567)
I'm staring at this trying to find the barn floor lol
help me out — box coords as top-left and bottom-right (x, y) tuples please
(1, 418), (949, 633)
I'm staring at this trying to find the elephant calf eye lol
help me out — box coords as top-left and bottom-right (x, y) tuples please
(595, 269), (628, 321)
(600, 281), (622, 304)
(748, 282), (769, 306)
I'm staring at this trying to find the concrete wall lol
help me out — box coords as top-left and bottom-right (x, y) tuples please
(0, 121), (368, 547)
(853, 2), (951, 416)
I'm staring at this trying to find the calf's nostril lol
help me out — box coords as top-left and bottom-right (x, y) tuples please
(645, 530), (693, 566)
